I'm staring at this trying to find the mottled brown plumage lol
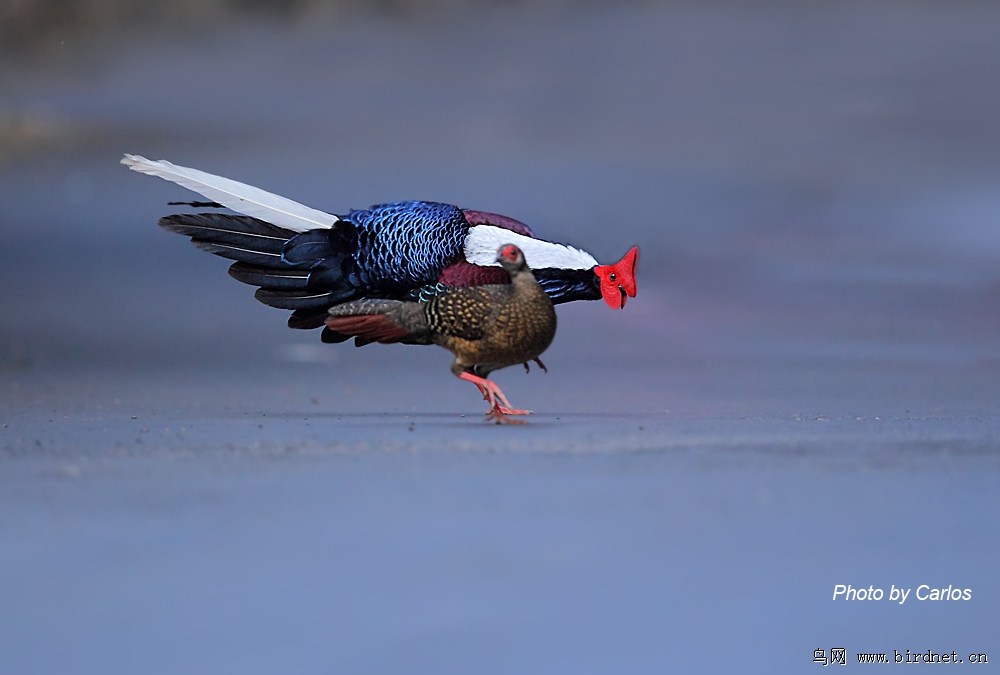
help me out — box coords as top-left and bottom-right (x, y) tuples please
(325, 244), (556, 423)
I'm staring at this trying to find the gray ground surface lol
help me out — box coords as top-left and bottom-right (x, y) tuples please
(2, 2), (999, 672)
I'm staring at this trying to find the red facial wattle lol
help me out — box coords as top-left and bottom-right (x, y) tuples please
(594, 246), (639, 309)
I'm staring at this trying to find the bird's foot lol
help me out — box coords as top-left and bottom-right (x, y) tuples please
(484, 393), (532, 423)
(459, 372), (530, 423)
(533, 357), (548, 373)
(496, 404), (532, 416)
(485, 406), (528, 425)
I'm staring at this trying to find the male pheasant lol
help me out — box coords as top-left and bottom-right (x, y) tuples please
(326, 244), (556, 423)
(122, 155), (638, 336)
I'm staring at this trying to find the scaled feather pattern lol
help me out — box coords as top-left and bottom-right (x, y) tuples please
(344, 201), (470, 291)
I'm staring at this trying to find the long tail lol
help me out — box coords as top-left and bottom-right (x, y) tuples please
(325, 299), (430, 347)
(159, 213), (360, 329)
(123, 155), (338, 232)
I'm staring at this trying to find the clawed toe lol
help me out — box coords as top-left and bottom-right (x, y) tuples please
(496, 405), (531, 416)
(486, 408), (527, 424)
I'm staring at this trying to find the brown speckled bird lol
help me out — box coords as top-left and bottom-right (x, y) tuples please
(325, 244), (556, 423)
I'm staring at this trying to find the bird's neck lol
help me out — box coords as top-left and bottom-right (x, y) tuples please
(510, 268), (536, 287)
(510, 269), (550, 303)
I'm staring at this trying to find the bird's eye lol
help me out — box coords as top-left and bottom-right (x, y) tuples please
(609, 273), (617, 281)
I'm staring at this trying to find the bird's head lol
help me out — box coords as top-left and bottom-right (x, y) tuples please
(594, 246), (639, 309)
(496, 244), (527, 273)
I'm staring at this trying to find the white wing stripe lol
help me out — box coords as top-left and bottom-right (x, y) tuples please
(464, 225), (598, 270)
(121, 154), (339, 232)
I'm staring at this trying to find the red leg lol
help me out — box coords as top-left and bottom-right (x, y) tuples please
(457, 371), (532, 422)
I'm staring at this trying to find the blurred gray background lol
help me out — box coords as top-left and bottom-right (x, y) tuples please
(1, 1), (999, 673)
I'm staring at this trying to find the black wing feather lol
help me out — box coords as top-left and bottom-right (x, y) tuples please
(159, 214), (294, 254)
(160, 213), (363, 321)
(227, 262), (311, 290)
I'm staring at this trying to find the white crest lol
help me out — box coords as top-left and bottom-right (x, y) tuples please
(121, 154), (339, 232)
(464, 225), (599, 270)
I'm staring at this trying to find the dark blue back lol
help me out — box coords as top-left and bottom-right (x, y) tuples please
(343, 201), (469, 291)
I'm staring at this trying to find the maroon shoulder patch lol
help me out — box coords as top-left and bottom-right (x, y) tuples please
(462, 210), (536, 238)
(438, 259), (510, 287)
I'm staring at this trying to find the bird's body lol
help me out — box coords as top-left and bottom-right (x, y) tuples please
(124, 155), (638, 333)
(428, 278), (556, 375)
(327, 244), (556, 422)
(122, 154), (638, 420)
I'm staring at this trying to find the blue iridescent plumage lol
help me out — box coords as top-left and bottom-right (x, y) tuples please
(342, 201), (469, 292)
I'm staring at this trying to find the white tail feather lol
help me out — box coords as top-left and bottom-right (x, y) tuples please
(121, 154), (338, 232)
